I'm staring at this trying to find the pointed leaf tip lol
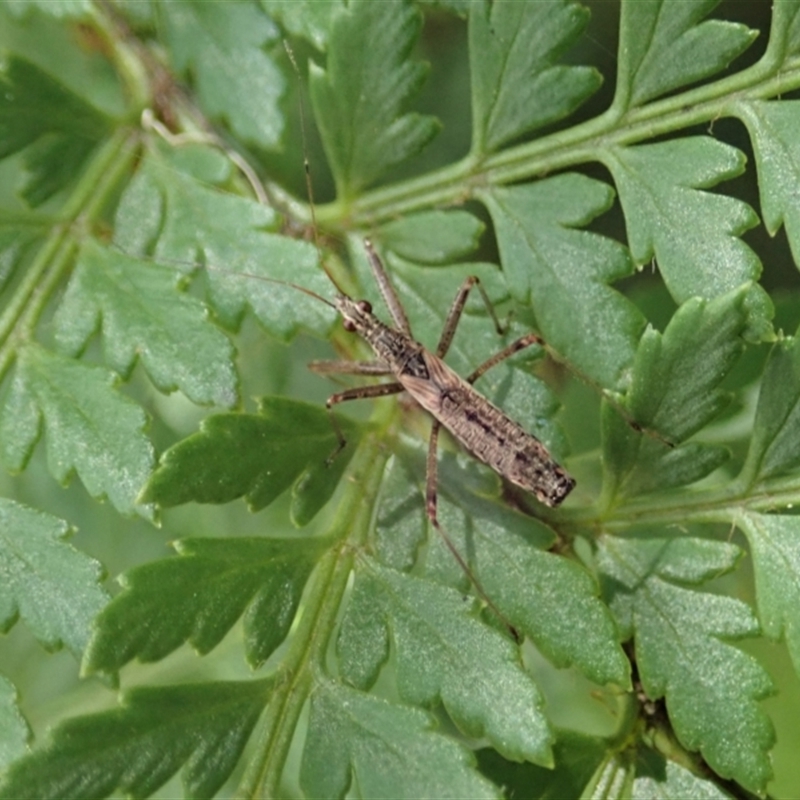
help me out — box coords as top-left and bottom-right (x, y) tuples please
(309, 0), (439, 198)
(470, 0), (601, 153)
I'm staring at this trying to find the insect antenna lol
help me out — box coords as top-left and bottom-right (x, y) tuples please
(107, 244), (336, 310)
(283, 39), (349, 299)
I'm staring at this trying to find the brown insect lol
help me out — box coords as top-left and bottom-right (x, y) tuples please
(313, 240), (575, 510)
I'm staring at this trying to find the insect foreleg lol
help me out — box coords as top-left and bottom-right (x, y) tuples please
(323, 381), (405, 463)
(436, 276), (505, 358)
(363, 239), (412, 334)
(326, 382), (405, 407)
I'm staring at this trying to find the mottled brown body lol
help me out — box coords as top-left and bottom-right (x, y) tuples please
(402, 352), (574, 506)
(332, 291), (575, 507)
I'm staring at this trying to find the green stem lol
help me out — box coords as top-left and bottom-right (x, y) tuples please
(0, 128), (141, 381)
(558, 470), (800, 532)
(308, 55), (800, 231)
(238, 405), (393, 799)
(90, 0), (152, 112)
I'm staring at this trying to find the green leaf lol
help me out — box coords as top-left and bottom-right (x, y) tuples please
(373, 443), (509, 576)
(586, 744), (735, 800)
(260, 0), (343, 51)
(4, 0), (91, 18)
(741, 334), (800, 484)
(114, 147), (336, 340)
(84, 536), (327, 674)
(290, 440), (355, 528)
(0, 499), (107, 656)
(159, 2), (285, 148)
(580, 748), (635, 800)
(598, 535), (774, 794)
(618, 287), (748, 438)
(337, 556), (554, 765)
(480, 175), (646, 390)
(0, 344), (154, 517)
(410, 460), (630, 688)
(602, 287), (748, 502)
(601, 138), (763, 308)
(469, 0), (600, 154)
(0, 208), (45, 291)
(370, 451), (429, 573)
(737, 511), (800, 678)
(0, 4), (126, 118)
(0, 56), (111, 205)
(0, 679), (273, 800)
(602, 420), (729, 502)
(54, 239), (238, 407)
(374, 432), (629, 686)
(379, 210), (484, 265)
(143, 396), (358, 524)
(301, 678), (499, 800)
(476, 731), (606, 800)
(613, 0), (757, 110)
(309, 0), (440, 200)
(0, 676), (30, 771)
(774, 0), (800, 60)
(736, 100), (800, 270)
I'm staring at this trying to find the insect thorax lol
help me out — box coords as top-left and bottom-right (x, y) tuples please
(336, 295), (423, 372)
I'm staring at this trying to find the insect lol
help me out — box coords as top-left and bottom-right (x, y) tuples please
(138, 105), (577, 517)
(310, 238), (576, 516)
(283, 41), (576, 521)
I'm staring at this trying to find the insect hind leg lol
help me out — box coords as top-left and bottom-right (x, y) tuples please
(425, 418), (520, 642)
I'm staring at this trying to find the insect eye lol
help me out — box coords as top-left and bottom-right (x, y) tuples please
(357, 300), (372, 313)
(343, 319), (357, 332)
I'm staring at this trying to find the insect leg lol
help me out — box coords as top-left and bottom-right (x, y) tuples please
(324, 381), (404, 462)
(466, 333), (544, 385)
(309, 359), (393, 376)
(363, 239), (412, 334)
(436, 276), (505, 358)
(326, 382), (404, 406)
(424, 418), (520, 642)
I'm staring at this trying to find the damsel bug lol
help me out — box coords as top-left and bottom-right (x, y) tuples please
(309, 238), (576, 512)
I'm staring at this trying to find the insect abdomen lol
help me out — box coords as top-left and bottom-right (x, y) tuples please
(400, 353), (575, 507)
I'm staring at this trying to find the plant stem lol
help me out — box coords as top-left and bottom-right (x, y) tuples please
(238, 404), (394, 799)
(307, 56), (800, 231)
(558, 470), (800, 532)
